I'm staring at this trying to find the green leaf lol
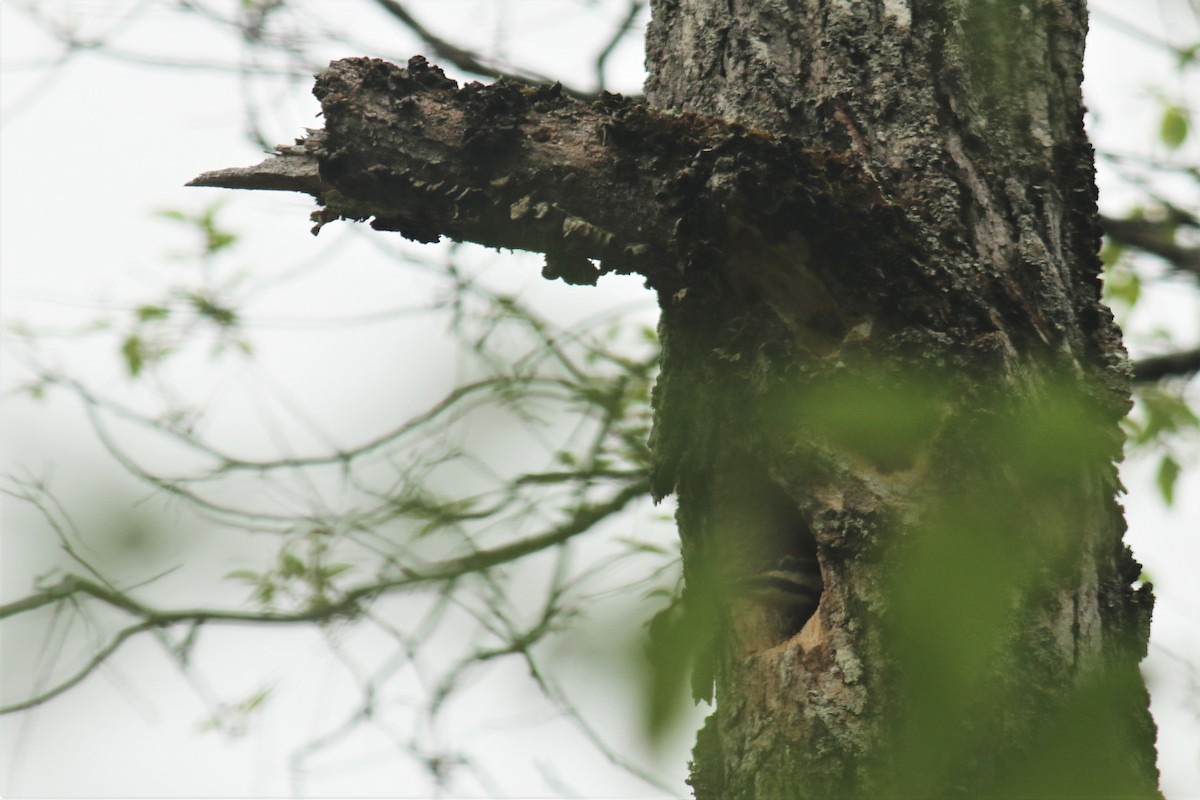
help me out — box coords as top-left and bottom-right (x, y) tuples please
(225, 570), (261, 583)
(1134, 385), (1200, 446)
(121, 335), (145, 377)
(617, 536), (671, 555)
(1160, 105), (1189, 150)
(205, 229), (238, 254)
(1179, 44), (1199, 69)
(186, 293), (238, 327)
(136, 304), (171, 322)
(154, 202), (239, 256)
(238, 686), (272, 712)
(280, 552), (306, 577)
(1102, 266), (1140, 307)
(1099, 240), (1125, 268)
(1156, 454), (1181, 506)
(254, 581), (276, 604)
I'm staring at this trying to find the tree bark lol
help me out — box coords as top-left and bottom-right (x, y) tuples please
(644, 1), (1157, 797)
(190, 1), (1160, 796)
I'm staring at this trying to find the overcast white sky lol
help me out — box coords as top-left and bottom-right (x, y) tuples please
(1, 1), (1197, 797)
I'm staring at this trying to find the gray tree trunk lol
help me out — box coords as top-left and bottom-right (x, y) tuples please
(191, 1), (1160, 796)
(644, 1), (1158, 797)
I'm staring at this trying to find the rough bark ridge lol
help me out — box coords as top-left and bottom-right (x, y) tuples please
(189, 1), (1159, 796)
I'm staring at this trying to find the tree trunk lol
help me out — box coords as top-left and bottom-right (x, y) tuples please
(190, 1), (1160, 796)
(644, 1), (1157, 797)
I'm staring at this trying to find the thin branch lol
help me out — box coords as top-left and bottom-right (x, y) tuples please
(517, 646), (676, 793)
(1090, 7), (1197, 60)
(370, 0), (593, 99)
(0, 477), (649, 636)
(0, 575), (338, 625)
(0, 621), (158, 714)
(1132, 347), (1200, 382)
(1096, 151), (1200, 211)
(1102, 215), (1200, 278)
(595, 1), (646, 92)
(339, 477), (651, 602)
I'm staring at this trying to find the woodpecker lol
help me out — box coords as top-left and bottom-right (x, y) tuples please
(736, 555), (823, 623)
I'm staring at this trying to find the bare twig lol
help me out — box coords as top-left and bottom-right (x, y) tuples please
(0, 621), (159, 714)
(595, 0), (646, 91)
(0, 476), (650, 715)
(1132, 348), (1200, 382)
(1102, 216), (1200, 278)
(371, 0), (593, 98)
